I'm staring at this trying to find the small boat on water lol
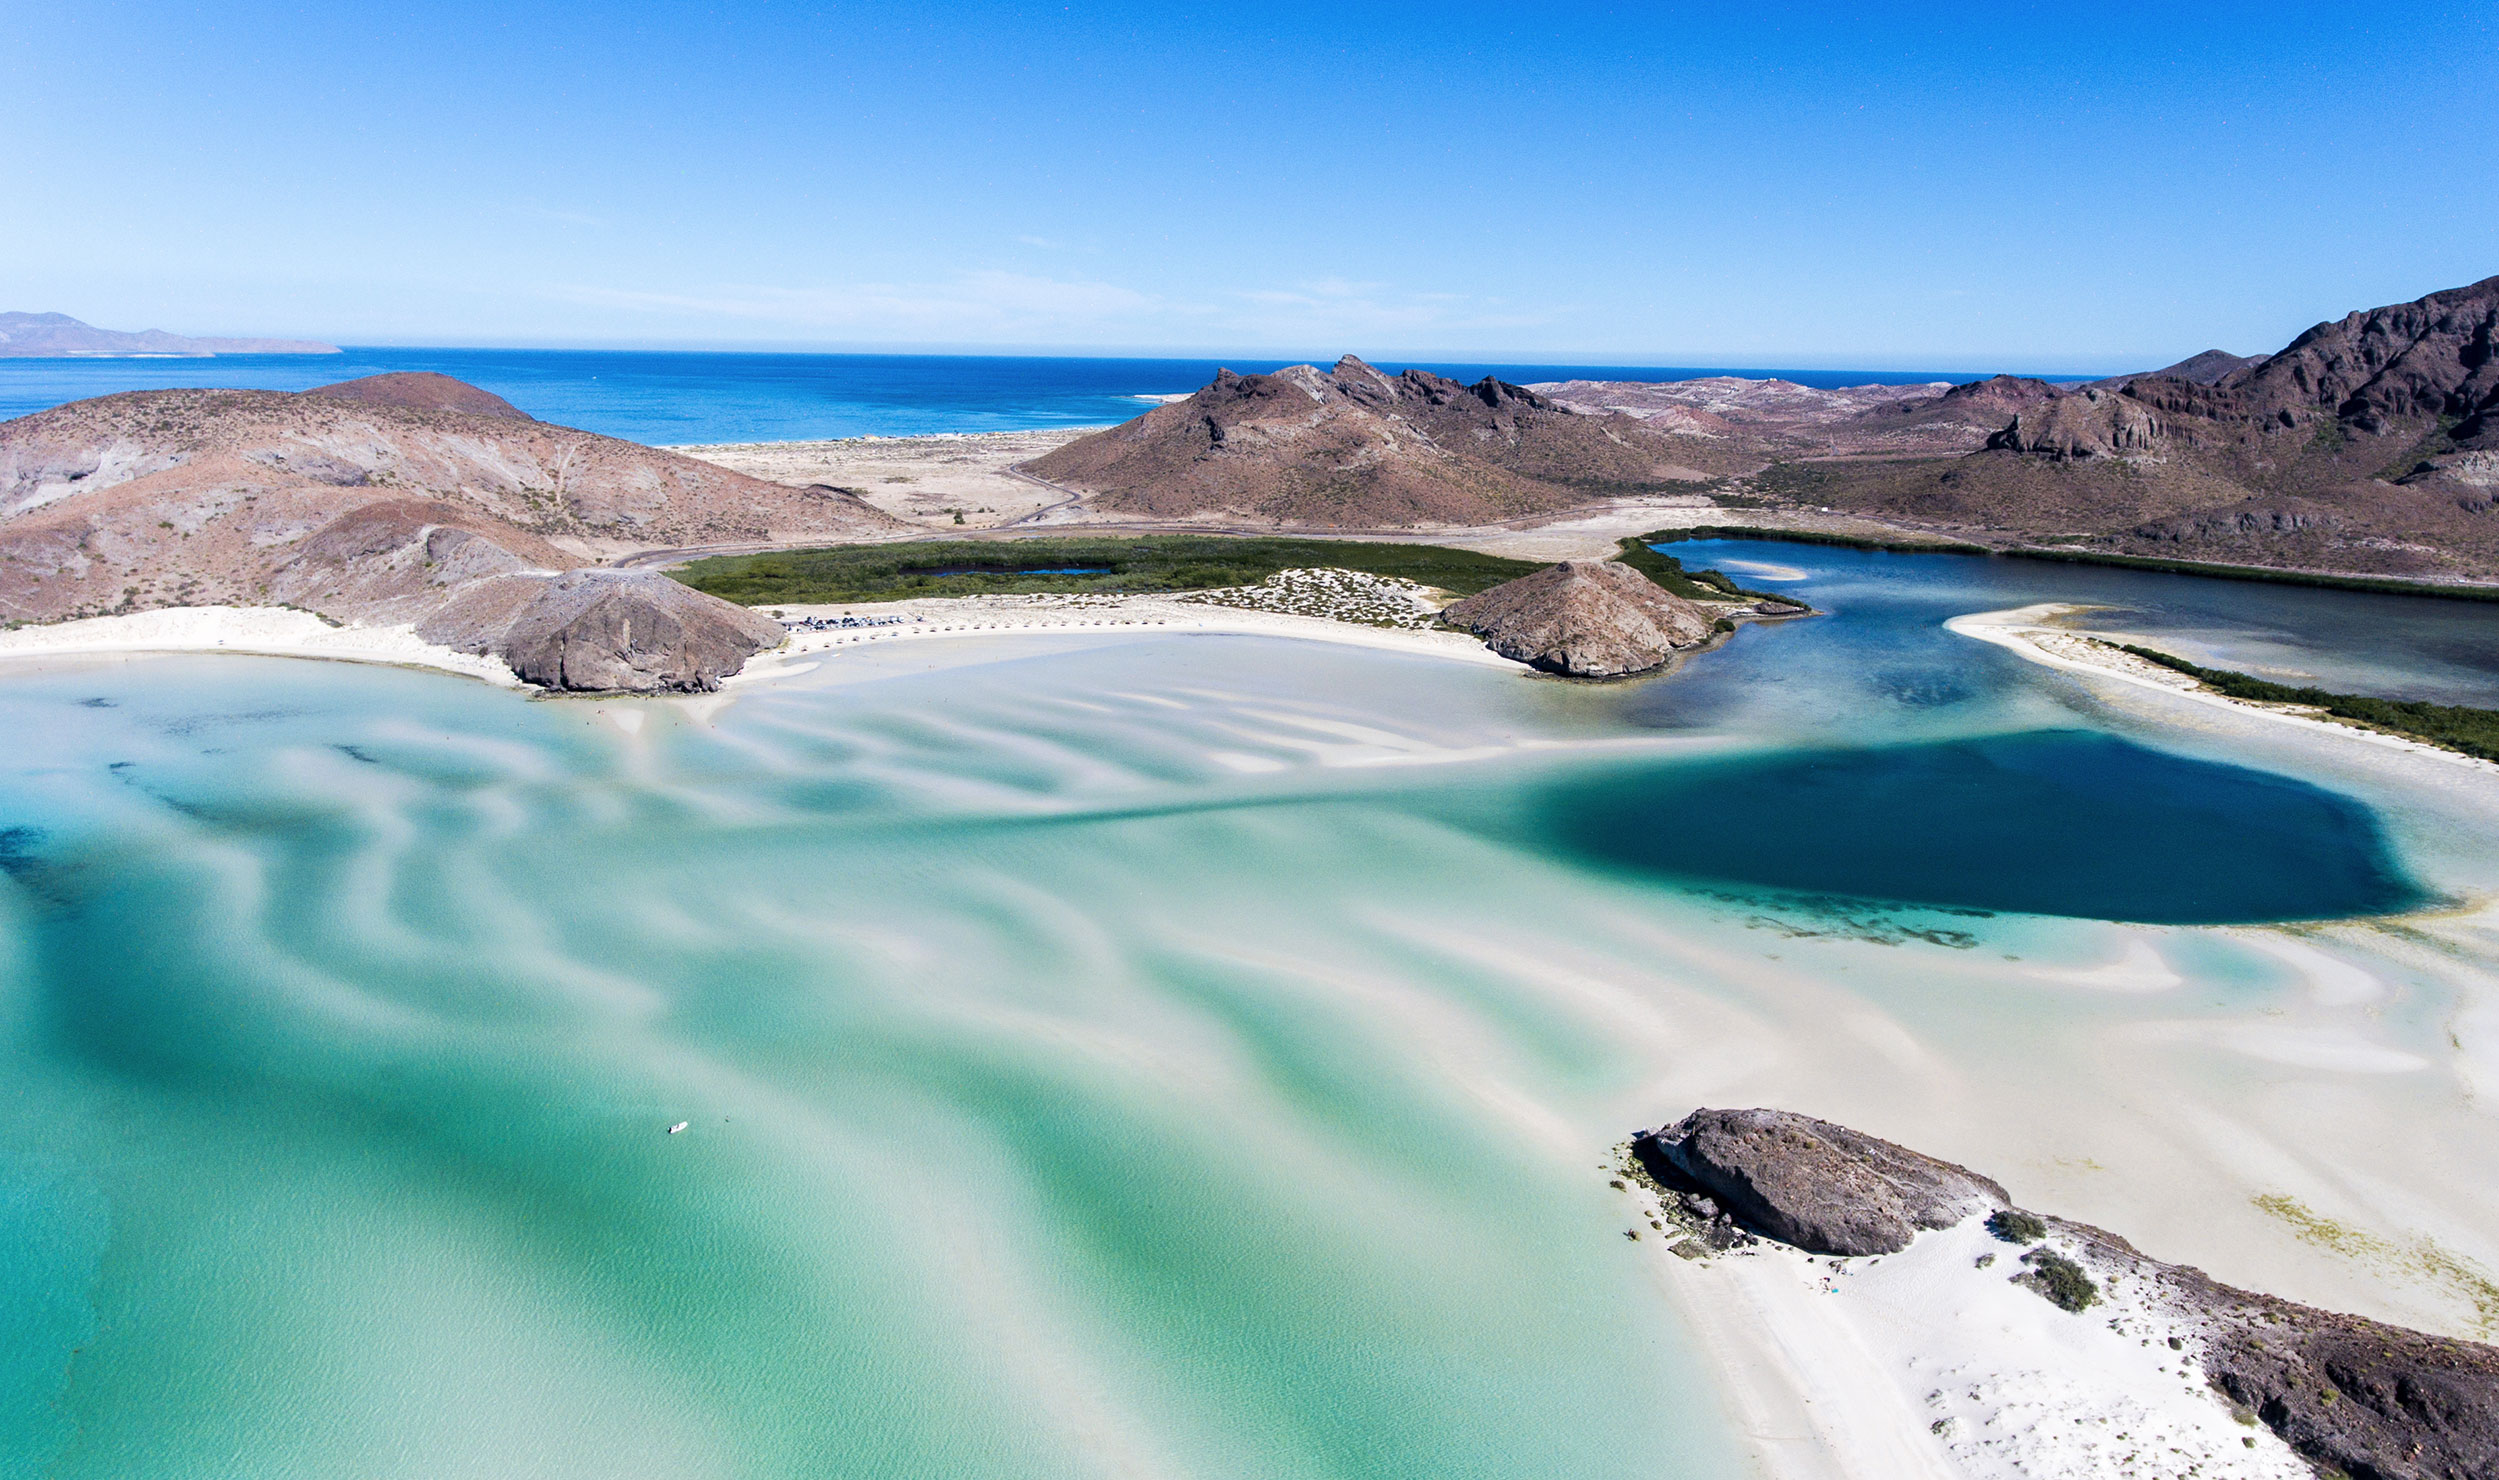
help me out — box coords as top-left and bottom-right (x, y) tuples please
(668, 1121), (688, 1134)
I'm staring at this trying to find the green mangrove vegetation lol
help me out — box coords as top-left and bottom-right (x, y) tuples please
(669, 536), (1545, 605)
(1612, 537), (1812, 609)
(2116, 644), (2499, 762)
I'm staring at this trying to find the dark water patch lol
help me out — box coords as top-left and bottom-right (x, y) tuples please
(1693, 888), (1988, 948)
(77, 698), (116, 709)
(1545, 730), (2425, 925)
(335, 744), (381, 765)
(0, 826), (46, 878)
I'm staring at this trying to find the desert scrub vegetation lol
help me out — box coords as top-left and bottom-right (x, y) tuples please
(670, 536), (1542, 605)
(2116, 643), (2499, 762)
(1987, 1209), (2048, 1244)
(2018, 1248), (2100, 1312)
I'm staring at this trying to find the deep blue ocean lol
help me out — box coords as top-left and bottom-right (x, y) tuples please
(0, 347), (2068, 445)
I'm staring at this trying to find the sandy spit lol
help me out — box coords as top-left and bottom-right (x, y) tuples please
(1947, 603), (2493, 772)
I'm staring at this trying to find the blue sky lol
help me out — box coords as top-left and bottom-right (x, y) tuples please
(8, 2), (2493, 370)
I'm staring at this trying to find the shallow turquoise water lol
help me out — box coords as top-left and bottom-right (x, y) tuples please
(0, 548), (2493, 1477)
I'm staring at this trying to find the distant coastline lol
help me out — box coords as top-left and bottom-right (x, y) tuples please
(0, 345), (2088, 443)
(0, 311), (337, 359)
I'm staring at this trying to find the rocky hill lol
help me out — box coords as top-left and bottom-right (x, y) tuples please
(1766, 275), (2499, 579)
(1439, 559), (1720, 676)
(1024, 355), (1739, 525)
(305, 370), (532, 419)
(0, 374), (907, 688)
(0, 311), (338, 357)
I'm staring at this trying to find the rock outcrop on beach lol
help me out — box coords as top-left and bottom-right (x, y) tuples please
(1636, 1108), (2009, 1257)
(426, 567), (786, 692)
(0, 310), (338, 357)
(1634, 1108), (2499, 1480)
(0, 377), (907, 689)
(1024, 355), (1737, 526)
(1438, 559), (1717, 677)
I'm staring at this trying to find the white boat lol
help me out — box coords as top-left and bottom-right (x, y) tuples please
(667, 1121), (688, 1134)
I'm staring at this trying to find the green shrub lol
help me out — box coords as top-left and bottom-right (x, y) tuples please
(2020, 1249), (2100, 1312)
(1987, 1209), (2047, 1244)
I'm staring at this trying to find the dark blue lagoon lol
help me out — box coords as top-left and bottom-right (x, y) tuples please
(1521, 537), (2499, 923)
(1543, 729), (2424, 925)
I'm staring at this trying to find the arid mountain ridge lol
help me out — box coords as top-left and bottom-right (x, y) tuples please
(0, 373), (904, 688)
(0, 310), (339, 358)
(1028, 274), (2499, 580)
(1774, 273), (2499, 579)
(1026, 355), (1753, 526)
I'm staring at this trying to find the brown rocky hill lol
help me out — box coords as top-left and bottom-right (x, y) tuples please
(0, 377), (907, 689)
(305, 370), (533, 420)
(1025, 355), (1737, 526)
(1761, 275), (2499, 580)
(1439, 559), (1719, 677)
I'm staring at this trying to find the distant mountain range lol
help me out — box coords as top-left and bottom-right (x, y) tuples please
(0, 311), (339, 357)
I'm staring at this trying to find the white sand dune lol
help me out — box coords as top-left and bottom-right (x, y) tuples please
(1642, 1214), (2312, 1480)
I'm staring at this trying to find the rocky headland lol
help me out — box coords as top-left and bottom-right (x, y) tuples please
(0, 373), (908, 690)
(1633, 1108), (2499, 1480)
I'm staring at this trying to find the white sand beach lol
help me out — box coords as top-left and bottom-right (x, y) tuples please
(1638, 1212), (2312, 1480)
(0, 605), (523, 685)
(727, 573), (1533, 686)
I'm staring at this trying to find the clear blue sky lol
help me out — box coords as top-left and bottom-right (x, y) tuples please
(8, 2), (2493, 371)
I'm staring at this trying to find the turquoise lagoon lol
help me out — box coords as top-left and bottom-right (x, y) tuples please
(3, 547), (2498, 1477)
